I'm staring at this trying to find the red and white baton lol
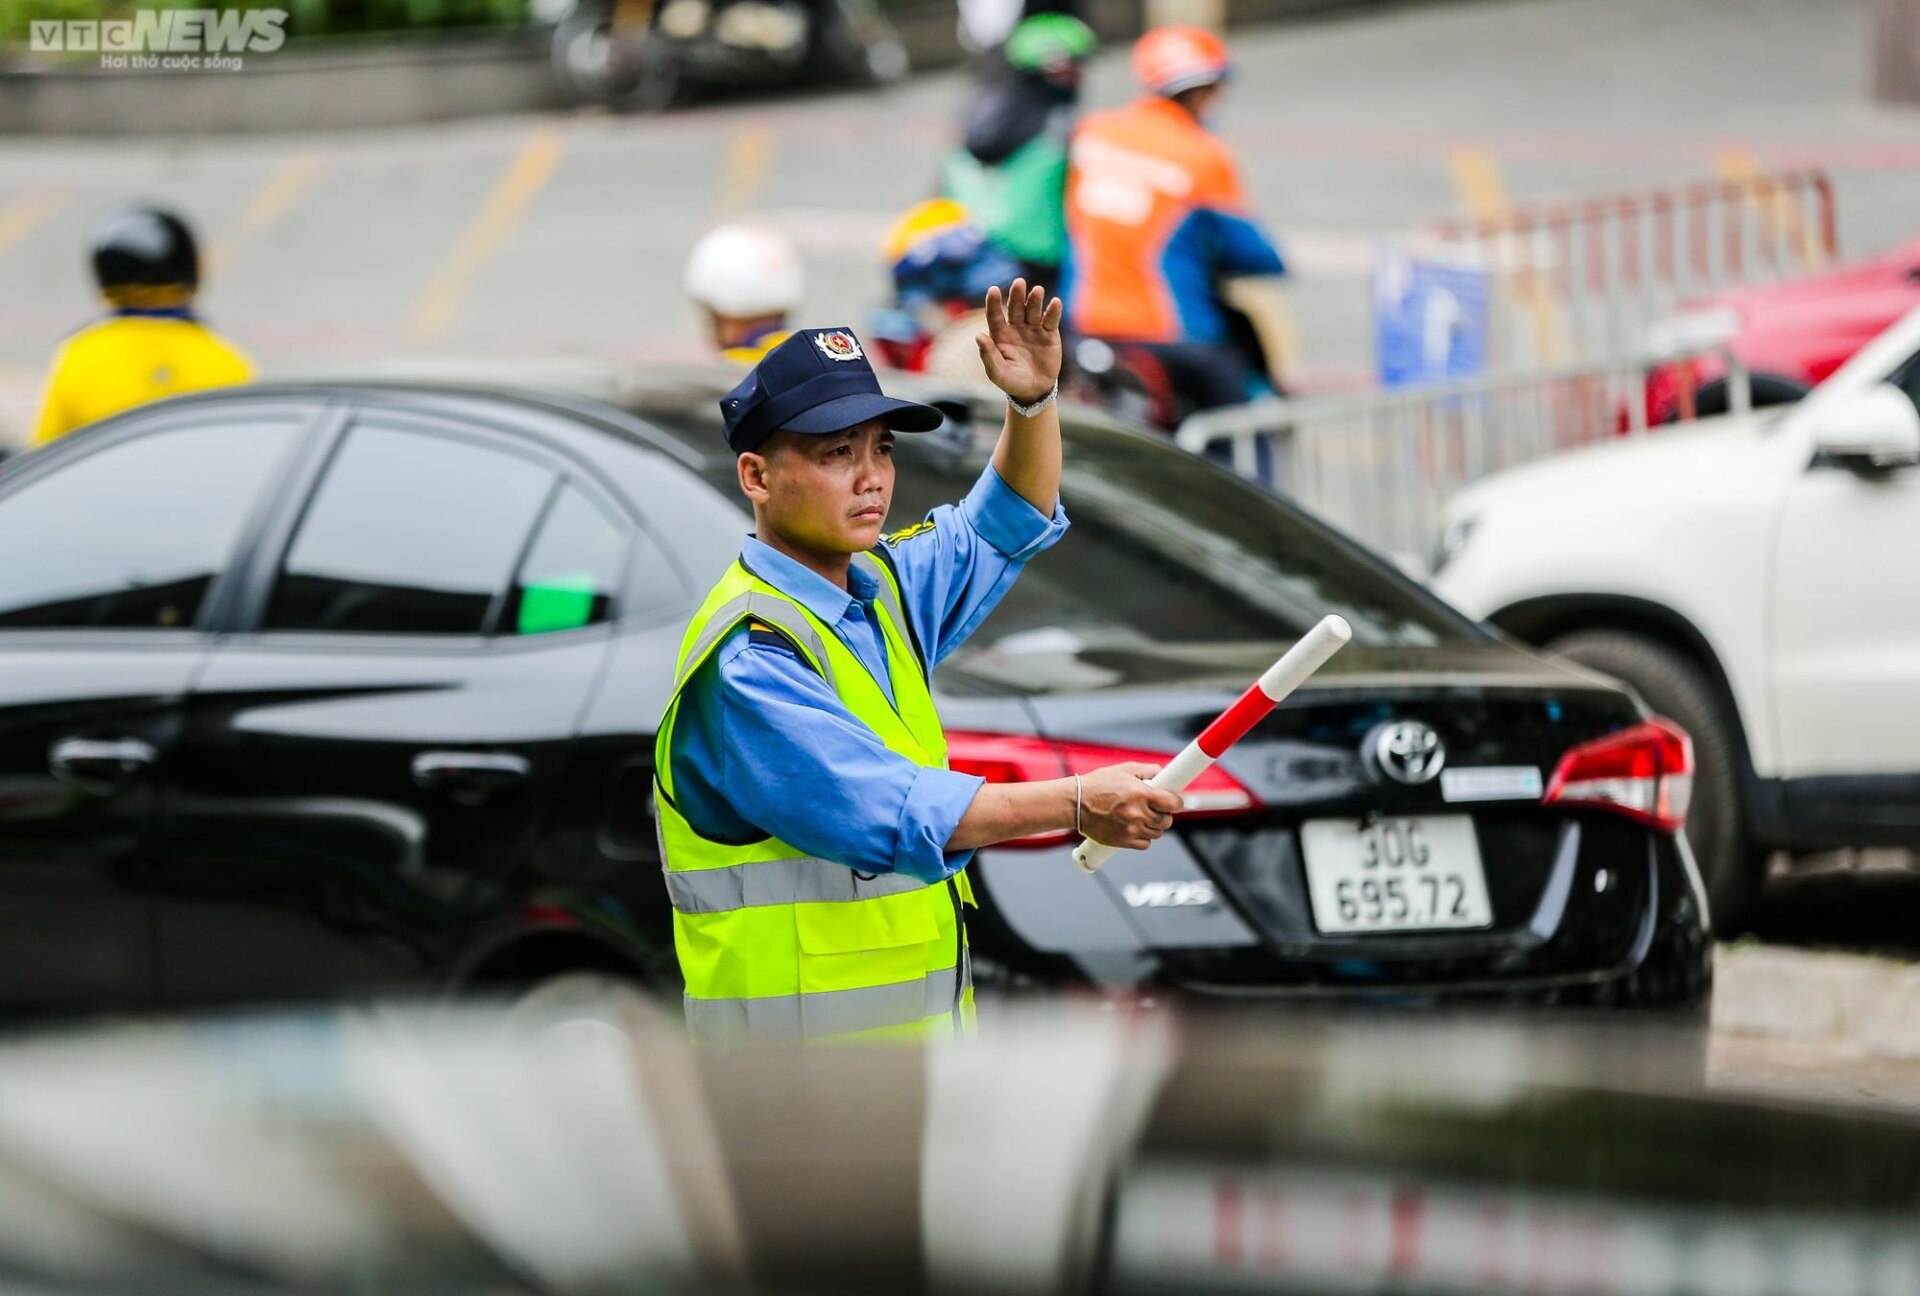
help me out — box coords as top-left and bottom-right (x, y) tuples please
(1072, 614), (1353, 874)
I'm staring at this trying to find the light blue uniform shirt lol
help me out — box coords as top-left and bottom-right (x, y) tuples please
(669, 464), (1069, 884)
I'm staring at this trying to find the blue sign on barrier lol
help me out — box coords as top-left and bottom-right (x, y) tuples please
(1374, 249), (1490, 389)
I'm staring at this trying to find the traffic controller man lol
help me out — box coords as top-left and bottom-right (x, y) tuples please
(653, 280), (1184, 1041)
(34, 203), (253, 446)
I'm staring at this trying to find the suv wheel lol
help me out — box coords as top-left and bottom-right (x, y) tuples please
(1548, 630), (1765, 934)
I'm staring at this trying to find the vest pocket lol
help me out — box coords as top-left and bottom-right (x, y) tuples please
(794, 882), (940, 956)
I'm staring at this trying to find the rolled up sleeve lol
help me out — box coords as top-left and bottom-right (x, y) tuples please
(894, 765), (990, 881)
(959, 463), (1069, 560)
(673, 633), (983, 884)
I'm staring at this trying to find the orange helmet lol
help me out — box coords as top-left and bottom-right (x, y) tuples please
(1130, 25), (1230, 97)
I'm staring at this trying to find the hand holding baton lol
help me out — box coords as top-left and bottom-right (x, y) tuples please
(1072, 614), (1353, 874)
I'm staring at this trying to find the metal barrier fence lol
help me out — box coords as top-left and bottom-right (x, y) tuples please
(1420, 169), (1835, 370)
(1174, 347), (1748, 563)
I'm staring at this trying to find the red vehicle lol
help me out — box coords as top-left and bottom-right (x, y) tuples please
(1648, 231), (1920, 421)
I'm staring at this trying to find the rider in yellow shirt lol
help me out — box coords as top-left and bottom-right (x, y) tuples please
(33, 204), (253, 447)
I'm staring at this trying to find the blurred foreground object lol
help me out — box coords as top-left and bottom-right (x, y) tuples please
(33, 203), (252, 446)
(0, 998), (1915, 1294)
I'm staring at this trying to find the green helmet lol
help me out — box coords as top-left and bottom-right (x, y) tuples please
(1004, 13), (1096, 72)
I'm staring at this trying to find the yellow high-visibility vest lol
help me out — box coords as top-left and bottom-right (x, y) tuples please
(654, 550), (975, 1042)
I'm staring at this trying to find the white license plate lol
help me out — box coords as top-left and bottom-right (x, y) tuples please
(1300, 816), (1493, 934)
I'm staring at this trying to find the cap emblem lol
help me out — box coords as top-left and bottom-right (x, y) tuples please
(813, 330), (864, 362)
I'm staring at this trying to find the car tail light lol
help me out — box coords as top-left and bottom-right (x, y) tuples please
(945, 731), (1263, 848)
(1542, 718), (1693, 832)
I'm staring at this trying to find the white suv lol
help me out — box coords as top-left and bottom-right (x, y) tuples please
(1433, 306), (1920, 931)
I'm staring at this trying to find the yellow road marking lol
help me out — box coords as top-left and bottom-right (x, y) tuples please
(1718, 149), (1824, 269)
(1446, 147), (1506, 217)
(716, 122), (773, 219)
(210, 155), (323, 274)
(0, 194), (65, 261)
(407, 126), (568, 341)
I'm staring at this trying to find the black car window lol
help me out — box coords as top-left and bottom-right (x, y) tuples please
(1006, 430), (1466, 645)
(265, 421), (555, 635)
(0, 418), (298, 631)
(502, 482), (630, 635)
(897, 433), (1463, 641)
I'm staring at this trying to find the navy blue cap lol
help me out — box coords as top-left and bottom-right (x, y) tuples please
(720, 327), (944, 453)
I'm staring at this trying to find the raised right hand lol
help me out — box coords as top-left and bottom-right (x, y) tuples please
(1078, 762), (1185, 850)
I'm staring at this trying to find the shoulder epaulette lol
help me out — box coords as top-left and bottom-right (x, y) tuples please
(884, 518), (936, 546)
(746, 618), (800, 653)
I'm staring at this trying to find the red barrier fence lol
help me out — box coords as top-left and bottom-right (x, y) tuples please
(1419, 168), (1837, 368)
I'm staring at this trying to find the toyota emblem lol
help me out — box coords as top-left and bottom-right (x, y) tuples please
(1368, 721), (1446, 785)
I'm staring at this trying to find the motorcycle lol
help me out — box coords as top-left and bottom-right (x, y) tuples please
(1064, 277), (1294, 433)
(541, 0), (908, 111)
(874, 285), (1289, 435)
(869, 200), (1296, 437)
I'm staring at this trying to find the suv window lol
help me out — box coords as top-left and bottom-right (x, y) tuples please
(0, 419), (298, 631)
(503, 482), (630, 635)
(265, 422), (555, 635)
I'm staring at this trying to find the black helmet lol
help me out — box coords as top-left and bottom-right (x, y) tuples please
(90, 204), (199, 302)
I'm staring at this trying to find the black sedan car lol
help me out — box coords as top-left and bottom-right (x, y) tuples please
(0, 370), (1711, 1015)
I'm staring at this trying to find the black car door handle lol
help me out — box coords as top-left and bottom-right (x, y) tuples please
(49, 737), (158, 795)
(411, 751), (533, 805)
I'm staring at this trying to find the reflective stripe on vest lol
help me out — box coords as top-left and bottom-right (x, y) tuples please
(654, 554), (967, 1042)
(684, 966), (967, 1042)
(663, 855), (927, 914)
(673, 553), (911, 698)
(672, 589), (839, 696)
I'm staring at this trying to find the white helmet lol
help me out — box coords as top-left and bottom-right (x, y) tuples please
(683, 224), (805, 318)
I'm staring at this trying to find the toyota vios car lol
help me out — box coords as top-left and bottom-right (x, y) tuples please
(0, 370), (1710, 1016)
